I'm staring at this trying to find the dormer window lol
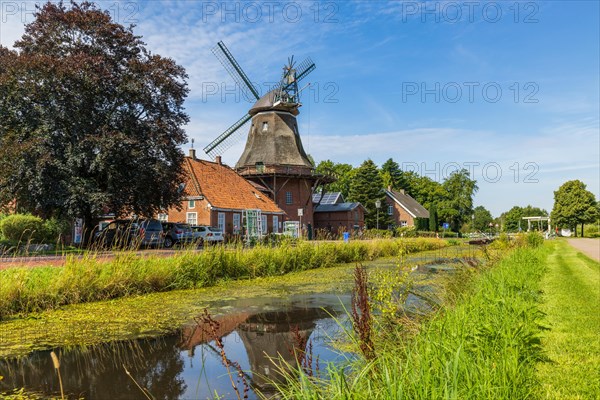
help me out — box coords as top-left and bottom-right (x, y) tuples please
(262, 122), (268, 132)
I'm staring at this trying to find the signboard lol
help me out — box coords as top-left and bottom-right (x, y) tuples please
(73, 218), (83, 244)
(297, 208), (304, 217)
(442, 222), (450, 230)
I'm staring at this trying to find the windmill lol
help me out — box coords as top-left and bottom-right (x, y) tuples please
(204, 41), (328, 229)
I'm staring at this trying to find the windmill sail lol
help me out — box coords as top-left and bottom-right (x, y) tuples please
(203, 114), (252, 158)
(212, 41), (260, 102)
(204, 41), (316, 159)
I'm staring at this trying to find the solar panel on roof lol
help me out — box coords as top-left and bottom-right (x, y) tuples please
(313, 192), (342, 205)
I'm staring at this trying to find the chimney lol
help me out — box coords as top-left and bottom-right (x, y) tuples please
(215, 155), (222, 165)
(189, 148), (196, 160)
(400, 189), (405, 195)
(387, 185), (392, 192)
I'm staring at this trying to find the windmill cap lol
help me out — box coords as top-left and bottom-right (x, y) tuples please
(249, 90), (299, 116)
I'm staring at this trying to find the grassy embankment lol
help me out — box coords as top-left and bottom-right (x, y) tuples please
(0, 238), (448, 319)
(536, 240), (600, 399)
(277, 235), (564, 399)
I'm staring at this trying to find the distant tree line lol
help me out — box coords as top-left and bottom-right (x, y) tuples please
(315, 158), (479, 231)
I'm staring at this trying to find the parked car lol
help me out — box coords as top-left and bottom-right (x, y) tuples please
(161, 222), (195, 248)
(137, 219), (165, 248)
(191, 225), (224, 245)
(93, 219), (139, 248)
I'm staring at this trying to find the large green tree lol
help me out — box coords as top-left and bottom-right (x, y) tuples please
(347, 159), (390, 229)
(437, 169), (478, 232)
(472, 205), (494, 232)
(551, 180), (598, 237)
(500, 205), (548, 232)
(380, 158), (405, 190)
(0, 2), (189, 229)
(315, 160), (355, 200)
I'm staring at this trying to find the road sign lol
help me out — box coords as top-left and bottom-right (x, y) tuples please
(442, 222), (450, 230)
(297, 208), (303, 217)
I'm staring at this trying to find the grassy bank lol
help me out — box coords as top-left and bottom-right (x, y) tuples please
(278, 238), (549, 399)
(536, 240), (600, 399)
(0, 245), (465, 358)
(0, 238), (448, 318)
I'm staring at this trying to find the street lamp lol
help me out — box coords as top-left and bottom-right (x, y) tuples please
(375, 200), (381, 230)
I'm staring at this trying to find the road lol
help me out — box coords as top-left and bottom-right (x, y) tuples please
(566, 238), (600, 261)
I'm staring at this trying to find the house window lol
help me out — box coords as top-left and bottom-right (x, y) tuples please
(233, 213), (241, 234)
(157, 213), (168, 222)
(354, 211), (359, 222)
(286, 191), (293, 205)
(218, 212), (226, 233)
(261, 215), (267, 234)
(262, 122), (268, 132)
(273, 215), (279, 233)
(187, 212), (197, 225)
(188, 200), (195, 209)
(400, 220), (408, 227)
(388, 205), (393, 215)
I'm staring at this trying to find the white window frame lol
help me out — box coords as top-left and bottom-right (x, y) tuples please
(157, 213), (168, 222)
(218, 212), (226, 233)
(261, 215), (267, 234)
(188, 200), (195, 209)
(233, 213), (241, 234)
(388, 205), (393, 215)
(187, 212), (197, 225)
(273, 215), (279, 233)
(400, 220), (408, 227)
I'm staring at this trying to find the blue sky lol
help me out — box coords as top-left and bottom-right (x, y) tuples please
(1, 1), (598, 216)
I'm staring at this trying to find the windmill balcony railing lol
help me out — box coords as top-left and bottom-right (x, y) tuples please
(237, 165), (318, 177)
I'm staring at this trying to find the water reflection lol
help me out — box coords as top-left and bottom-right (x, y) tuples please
(0, 294), (349, 399)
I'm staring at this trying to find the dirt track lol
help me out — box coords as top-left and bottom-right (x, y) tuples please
(566, 238), (600, 261)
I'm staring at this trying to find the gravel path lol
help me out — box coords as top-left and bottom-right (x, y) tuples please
(566, 238), (600, 261)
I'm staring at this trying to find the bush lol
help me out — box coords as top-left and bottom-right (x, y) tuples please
(0, 214), (49, 243)
(584, 224), (599, 238)
(395, 226), (417, 237)
(43, 217), (71, 243)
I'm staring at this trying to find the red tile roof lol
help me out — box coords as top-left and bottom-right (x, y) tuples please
(184, 157), (284, 214)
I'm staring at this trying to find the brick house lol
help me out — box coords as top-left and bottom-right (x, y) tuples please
(384, 188), (429, 228)
(160, 150), (285, 235)
(312, 192), (367, 233)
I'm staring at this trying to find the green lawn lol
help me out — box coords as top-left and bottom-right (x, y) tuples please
(536, 240), (600, 399)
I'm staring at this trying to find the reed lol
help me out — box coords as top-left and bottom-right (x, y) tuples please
(275, 243), (549, 399)
(0, 238), (449, 318)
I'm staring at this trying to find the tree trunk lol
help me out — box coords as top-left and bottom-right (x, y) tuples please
(573, 226), (577, 237)
(582, 223), (585, 237)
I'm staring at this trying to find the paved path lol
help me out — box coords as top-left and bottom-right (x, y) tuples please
(566, 238), (600, 261)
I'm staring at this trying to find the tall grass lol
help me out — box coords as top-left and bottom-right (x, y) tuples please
(0, 238), (448, 318)
(275, 241), (549, 399)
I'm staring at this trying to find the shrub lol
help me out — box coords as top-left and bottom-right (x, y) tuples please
(525, 231), (544, 248)
(584, 223), (599, 238)
(43, 217), (71, 243)
(0, 214), (49, 243)
(395, 226), (417, 237)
